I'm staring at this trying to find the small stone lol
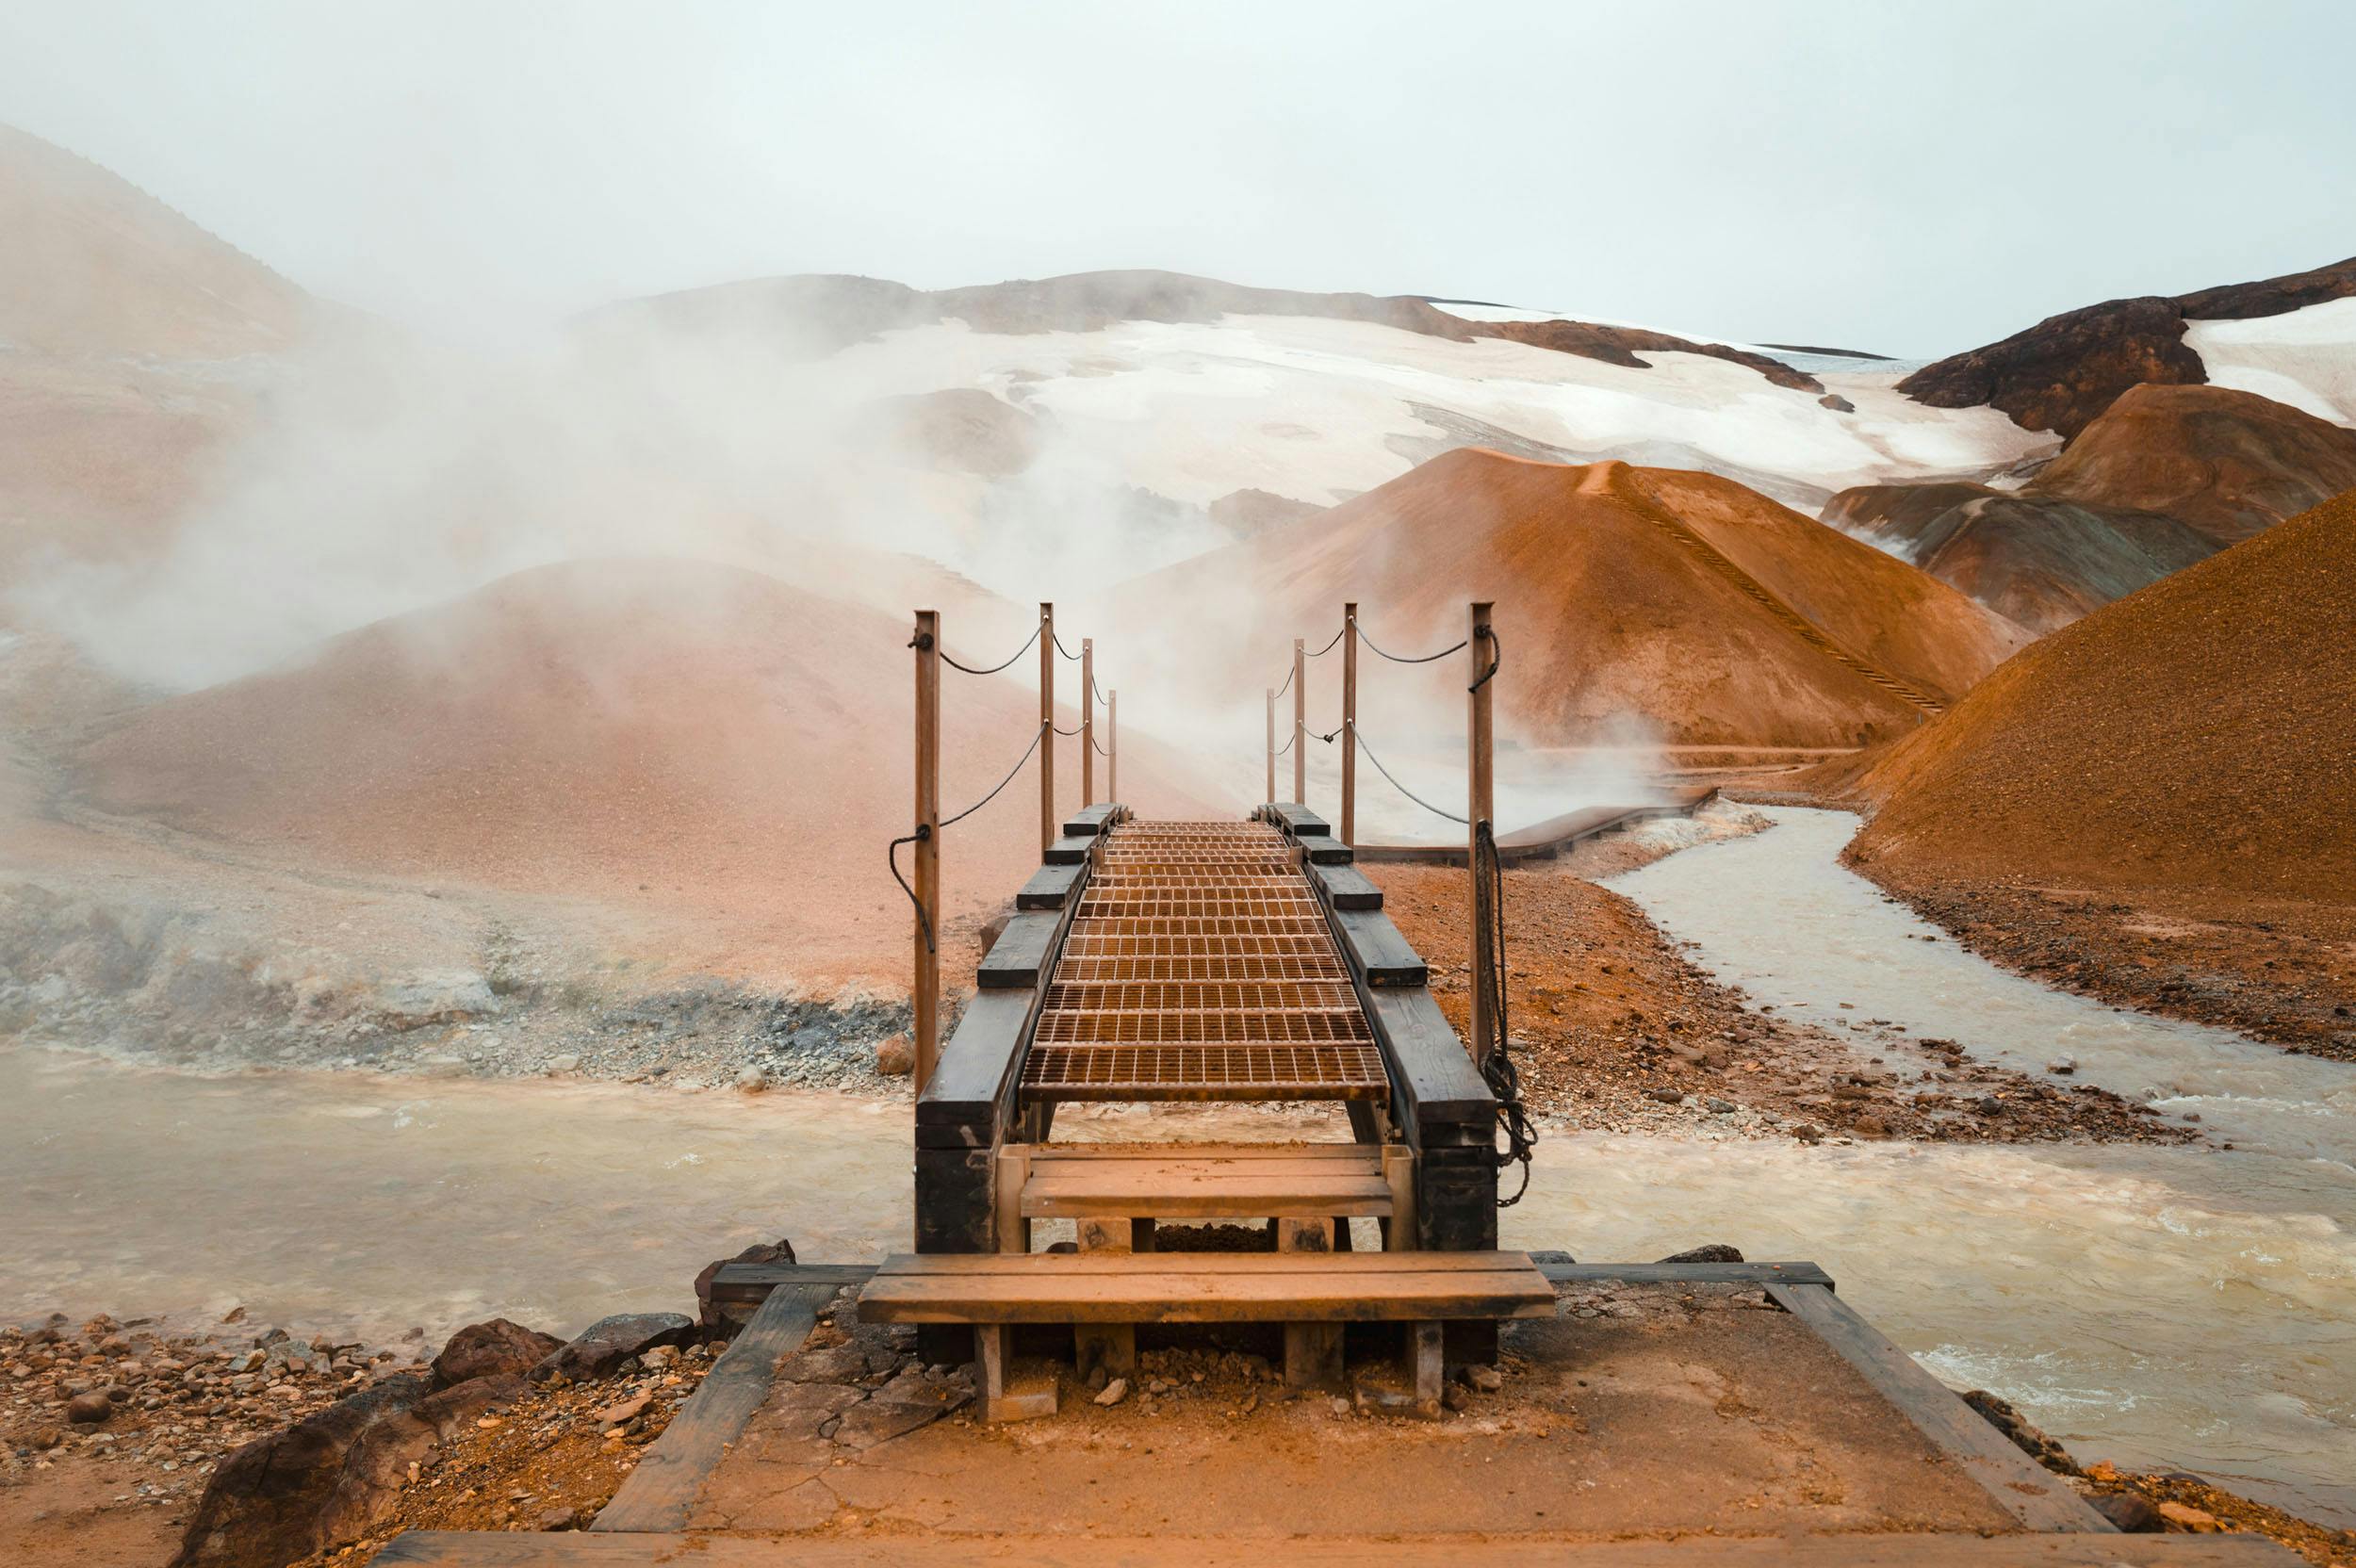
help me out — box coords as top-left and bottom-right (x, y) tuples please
(1093, 1378), (1128, 1407)
(875, 1035), (915, 1077)
(1644, 1087), (1685, 1104)
(1328, 1396), (1351, 1416)
(545, 1054), (582, 1075)
(1442, 1384), (1469, 1413)
(2047, 1056), (2076, 1076)
(66, 1392), (113, 1424)
(1706, 1097), (1735, 1114)
(734, 1067), (768, 1093)
(1464, 1364), (1503, 1393)
(2157, 1501), (2218, 1532)
(538, 1505), (578, 1531)
(2092, 1494), (2166, 1532)
(589, 1392), (650, 1427)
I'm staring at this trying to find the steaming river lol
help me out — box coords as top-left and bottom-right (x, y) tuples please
(3, 807), (2349, 1523)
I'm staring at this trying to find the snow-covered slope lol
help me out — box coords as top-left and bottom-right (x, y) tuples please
(2187, 297), (2356, 426)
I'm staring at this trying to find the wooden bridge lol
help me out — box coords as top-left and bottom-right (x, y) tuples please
(373, 598), (2301, 1566)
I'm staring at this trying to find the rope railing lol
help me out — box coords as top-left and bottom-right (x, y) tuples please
(1360, 628), (1468, 664)
(938, 621), (1041, 677)
(890, 719), (1052, 955)
(1350, 724), (1466, 825)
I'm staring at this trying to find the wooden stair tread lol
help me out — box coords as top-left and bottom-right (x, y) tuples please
(1023, 1145), (1393, 1218)
(859, 1250), (1554, 1324)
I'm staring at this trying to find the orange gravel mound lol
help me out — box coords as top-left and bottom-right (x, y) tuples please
(1116, 449), (2026, 748)
(1850, 486), (2356, 901)
(80, 559), (1212, 985)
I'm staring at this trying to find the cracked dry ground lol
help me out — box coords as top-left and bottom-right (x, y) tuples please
(1372, 860), (2198, 1146)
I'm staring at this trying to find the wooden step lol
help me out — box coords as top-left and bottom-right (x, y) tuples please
(1020, 1142), (1399, 1220)
(858, 1250), (1554, 1325)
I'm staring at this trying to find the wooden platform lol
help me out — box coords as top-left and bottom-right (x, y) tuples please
(1017, 1141), (1402, 1221)
(857, 1249), (1556, 1325)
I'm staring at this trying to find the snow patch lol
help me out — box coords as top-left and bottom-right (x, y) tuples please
(2186, 298), (2356, 426)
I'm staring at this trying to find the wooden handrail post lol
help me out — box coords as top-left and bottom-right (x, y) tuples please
(913, 609), (941, 1091)
(1291, 636), (1305, 805)
(1080, 638), (1094, 807)
(1265, 687), (1275, 805)
(1468, 600), (1497, 1067)
(1039, 602), (1055, 855)
(1107, 690), (1118, 805)
(1341, 603), (1358, 847)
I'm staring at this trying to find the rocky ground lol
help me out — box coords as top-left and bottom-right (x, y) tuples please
(1374, 841), (2200, 1148)
(1855, 868), (2356, 1063)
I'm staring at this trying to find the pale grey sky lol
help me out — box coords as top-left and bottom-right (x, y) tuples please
(4, 0), (2351, 355)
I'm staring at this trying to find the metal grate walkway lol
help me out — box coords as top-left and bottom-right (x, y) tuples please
(1021, 821), (1388, 1103)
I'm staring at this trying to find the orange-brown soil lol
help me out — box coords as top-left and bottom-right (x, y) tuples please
(75, 558), (1217, 992)
(2082, 1462), (2356, 1568)
(1844, 486), (2356, 1057)
(1370, 858), (2192, 1144)
(1110, 450), (2027, 751)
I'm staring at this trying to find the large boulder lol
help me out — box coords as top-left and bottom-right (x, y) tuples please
(532, 1312), (695, 1381)
(431, 1317), (562, 1388)
(170, 1371), (433, 1568)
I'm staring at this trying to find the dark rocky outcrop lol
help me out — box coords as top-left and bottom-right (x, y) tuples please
(430, 1318), (563, 1388)
(1654, 1244), (1745, 1264)
(1962, 1388), (2082, 1477)
(1898, 295), (2205, 441)
(1899, 254), (2356, 439)
(532, 1312), (695, 1381)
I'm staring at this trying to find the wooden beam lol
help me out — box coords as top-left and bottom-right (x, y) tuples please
(1265, 686), (1275, 805)
(1309, 861), (1383, 911)
(589, 1282), (824, 1532)
(1016, 862), (1086, 911)
(1768, 1281), (2114, 1534)
(379, 1530), (2309, 1565)
(1292, 635), (1306, 807)
(975, 911), (1061, 988)
(912, 610), (941, 1091)
(1080, 637), (1093, 807)
(1341, 601), (1357, 847)
(1106, 689), (1117, 806)
(1039, 602), (1055, 856)
(1468, 598), (1496, 1069)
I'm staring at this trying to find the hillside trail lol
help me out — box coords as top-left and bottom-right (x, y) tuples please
(1600, 464), (1948, 715)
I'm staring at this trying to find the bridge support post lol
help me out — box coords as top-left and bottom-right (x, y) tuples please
(1039, 602), (1055, 856)
(1081, 638), (1094, 806)
(912, 610), (941, 1092)
(1342, 603), (1358, 846)
(1292, 637), (1306, 805)
(1468, 600), (1497, 1068)
(1265, 687), (1275, 805)
(1107, 690), (1117, 805)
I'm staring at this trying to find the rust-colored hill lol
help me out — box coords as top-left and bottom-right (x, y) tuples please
(1113, 449), (2028, 750)
(78, 560), (1212, 986)
(1826, 384), (2356, 632)
(1848, 486), (2356, 904)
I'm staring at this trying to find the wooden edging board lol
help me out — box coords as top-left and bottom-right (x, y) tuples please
(381, 1528), (2303, 1565)
(1765, 1282), (2113, 1534)
(588, 1282), (830, 1533)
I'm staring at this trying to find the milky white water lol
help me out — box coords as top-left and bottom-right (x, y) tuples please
(1600, 806), (2356, 1524)
(3, 804), (2350, 1523)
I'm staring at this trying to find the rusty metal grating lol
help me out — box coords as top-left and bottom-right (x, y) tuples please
(1022, 1043), (1387, 1102)
(1021, 817), (1386, 1105)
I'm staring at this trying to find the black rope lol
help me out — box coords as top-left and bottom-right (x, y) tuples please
(1360, 628), (1469, 665)
(1090, 675), (1107, 705)
(1271, 662), (1296, 701)
(1091, 733), (1111, 757)
(887, 721), (1051, 955)
(1316, 726), (1343, 743)
(937, 622), (1041, 677)
(1053, 722), (1083, 736)
(1352, 726), (1467, 825)
(1273, 729), (1298, 759)
(1472, 818), (1539, 1204)
(1305, 626), (1345, 658)
(1053, 629), (1082, 662)
(942, 722), (1047, 828)
(1469, 624), (1502, 694)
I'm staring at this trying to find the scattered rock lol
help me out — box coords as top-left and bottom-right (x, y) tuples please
(589, 1391), (651, 1427)
(66, 1389), (115, 1424)
(1961, 1389), (2081, 1476)
(2158, 1500), (2221, 1532)
(537, 1505), (579, 1531)
(1644, 1086), (1685, 1104)
(1094, 1378), (1129, 1407)
(1463, 1364), (1503, 1394)
(875, 1034), (915, 1076)
(433, 1319), (564, 1389)
(692, 1238), (796, 1331)
(2048, 1056), (2077, 1075)
(532, 1314), (695, 1382)
(1656, 1244), (1745, 1265)
(734, 1065), (768, 1093)
(2092, 1493), (2167, 1532)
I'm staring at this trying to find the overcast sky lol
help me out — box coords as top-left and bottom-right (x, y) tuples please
(5, 0), (2351, 355)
